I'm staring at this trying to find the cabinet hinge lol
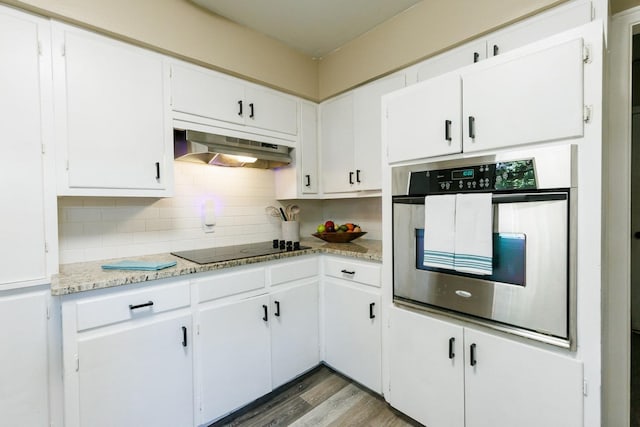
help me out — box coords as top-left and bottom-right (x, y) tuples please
(66, 160), (70, 171)
(61, 44), (66, 57)
(583, 105), (592, 123)
(37, 41), (42, 56)
(75, 355), (80, 372)
(46, 304), (50, 320)
(583, 379), (588, 396)
(41, 143), (46, 155)
(583, 45), (591, 63)
(44, 241), (49, 253)
(196, 324), (200, 335)
(591, 4), (596, 20)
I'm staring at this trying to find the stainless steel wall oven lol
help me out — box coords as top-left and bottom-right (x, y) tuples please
(391, 146), (577, 348)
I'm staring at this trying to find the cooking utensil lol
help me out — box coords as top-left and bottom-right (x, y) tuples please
(289, 205), (300, 221)
(265, 206), (281, 219)
(279, 207), (288, 221)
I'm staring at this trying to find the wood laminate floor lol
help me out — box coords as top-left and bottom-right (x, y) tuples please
(210, 365), (422, 427)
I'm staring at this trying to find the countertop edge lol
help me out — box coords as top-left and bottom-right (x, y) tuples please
(51, 240), (382, 296)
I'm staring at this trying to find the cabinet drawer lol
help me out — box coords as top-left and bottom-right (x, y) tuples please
(76, 280), (190, 331)
(196, 267), (265, 303)
(323, 257), (381, 288)
(270, 257), (319, 286)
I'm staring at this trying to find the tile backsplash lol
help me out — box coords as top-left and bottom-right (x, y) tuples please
(58, 162), (382, 264)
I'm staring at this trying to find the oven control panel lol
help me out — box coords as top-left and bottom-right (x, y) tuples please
(408, 159), (536, 195)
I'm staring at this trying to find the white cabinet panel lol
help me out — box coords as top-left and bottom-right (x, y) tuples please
(77, 313), (193, 427)
(171, 63), (245, 125)
(53, 24), (172, 195)
(245, 86), (298, 135)
(486, 0), (591, 58)
(323, 280), (381, 392)
(270, 281), (320, 388)
(417, 40), (487, 82)
(0, 8), (47, 284)
(300, 101), (319, 194)
(386, 72), (462, 163)
(354, 74), (405, 191)
(462, 38), (584, 153)
(464, 328), (583, 427)
(199, 294), (271, 422)
(321, 93), (355, 193)
(388, 307), (464, 427)
(0, 289), (49, 426)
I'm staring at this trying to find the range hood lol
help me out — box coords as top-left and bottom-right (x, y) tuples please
(174, 129), (292, 169)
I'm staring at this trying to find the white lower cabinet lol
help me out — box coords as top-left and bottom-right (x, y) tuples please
(198, 293), (272, 423)
(62, 279), (193, 427)
(388, 307), (584, 427)
(0, 288), (50, 427)
(323, 279), (381, 393)
(270, 280), (320, 388)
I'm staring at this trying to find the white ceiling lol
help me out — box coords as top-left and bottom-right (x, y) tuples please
(190, 0), (422, 58)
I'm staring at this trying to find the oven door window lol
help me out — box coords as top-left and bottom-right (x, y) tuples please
(415, 229), (526, 286)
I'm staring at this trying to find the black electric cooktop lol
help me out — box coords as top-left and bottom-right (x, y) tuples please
(171, 241), (310, 265)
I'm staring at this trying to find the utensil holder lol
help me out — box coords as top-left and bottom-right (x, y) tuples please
(282, 221), (300, 243)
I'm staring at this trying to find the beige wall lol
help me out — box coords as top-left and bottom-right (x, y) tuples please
(4, 0), (585, 100)
(318, 0), (567, 99)
(2, 0), (319, 100)
(611, 0), (640, 13)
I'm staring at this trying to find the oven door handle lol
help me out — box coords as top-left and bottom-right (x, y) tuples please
(392, 191), (568, 205)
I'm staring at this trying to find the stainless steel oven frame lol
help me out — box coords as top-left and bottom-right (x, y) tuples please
(390, 145), (577, 349)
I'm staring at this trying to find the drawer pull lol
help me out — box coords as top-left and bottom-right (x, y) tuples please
(274, 300), (281, 317)
(182, 326), (188, 347)
(369, 302), (376, 319)
(341, 269), (355, 275)
(129, 301), (154, 310)
(449, 337), (455, 359)
(470, 343), (477, 366)
(262, 304), (268, 322)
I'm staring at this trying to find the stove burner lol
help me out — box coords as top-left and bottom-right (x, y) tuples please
(171, 241), (309, 265)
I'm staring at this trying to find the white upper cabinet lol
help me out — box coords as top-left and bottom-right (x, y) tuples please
(386, 72), (462, 163)
(416, 40), (487, 83)
(0, 5), (49, 285)
(462, 37), (584, 153)
(171, 62), (298, 137)
(486, 0), (592, 58)
(320, 93), (355, 193)
(321, 74), (405, 194)
(52, 23), (173, 196)
(299, 102), (319, 194)
(354, 74), (406, 190)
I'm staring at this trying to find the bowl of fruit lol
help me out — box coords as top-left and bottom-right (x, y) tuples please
(312, 221), (366, 243)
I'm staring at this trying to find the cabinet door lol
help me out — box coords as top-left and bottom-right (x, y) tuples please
(417, 40), (487, 82)
(386, 72), (462, 163)
(0, 8), (47, 284)
(54, 25), (171, 194)
(77, 313), (193, 427)
(486, 0), (591, 58)
(270, 281), (320, 388)
(354, 74), (405, 191)
(245, 86), (298, 135)
(199, 294), (271, 423)
(462, 37), (584, 153)
(300, 102), (319, 194)
(0, 290), (49, 426)
(464, 328), (583, 427)
(321, 93), (355, 193)
(171, 63), (245, 125)
(388, 307), (464, 427)
(323, 280), (381, 393)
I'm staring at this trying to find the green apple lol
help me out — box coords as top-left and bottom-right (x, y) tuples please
(317, 224), (326, 233)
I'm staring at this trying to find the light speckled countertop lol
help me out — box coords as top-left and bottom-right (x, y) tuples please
(51, 238), (382, 296)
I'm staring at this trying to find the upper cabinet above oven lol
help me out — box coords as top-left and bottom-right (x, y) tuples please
(384, 22), (598, 164)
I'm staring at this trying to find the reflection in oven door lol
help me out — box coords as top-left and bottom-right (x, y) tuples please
(392, 191), (570, 341)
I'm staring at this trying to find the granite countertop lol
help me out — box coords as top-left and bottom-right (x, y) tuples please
(51, 238), (382, 296)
